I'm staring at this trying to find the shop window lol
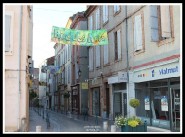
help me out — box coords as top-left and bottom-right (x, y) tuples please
(135, 84), (150, 118)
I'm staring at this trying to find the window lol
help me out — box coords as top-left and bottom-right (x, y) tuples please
(89, 15), (93, 30)
(114, 5), (120, 14)
(89, 47), (94, 70)
(95, 8), (100, 30)
(114, 29), (121, 60)
(95, 46), (100, 68)
(103, 44), (109, 65)
(68, 65), (70, 84)
(150, 5), (172, 42)
(103, 5), (108, 24)
(68, 44), (71, 60)
(134, 14), (144, 52)
(5, 11), (14, 54)
(58, 55), (60, 67)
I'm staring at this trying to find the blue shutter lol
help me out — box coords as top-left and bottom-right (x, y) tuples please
(150, 5), (159, 41)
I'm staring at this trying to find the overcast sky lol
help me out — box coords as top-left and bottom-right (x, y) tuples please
(33, 3), (87, 68)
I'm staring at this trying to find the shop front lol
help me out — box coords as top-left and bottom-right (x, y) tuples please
(108, 71), (128, 119)
(133, 61), (180, 132)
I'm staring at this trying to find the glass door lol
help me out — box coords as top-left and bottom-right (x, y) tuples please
(170, 86), (180, 132)
(113, 92), (122, 118)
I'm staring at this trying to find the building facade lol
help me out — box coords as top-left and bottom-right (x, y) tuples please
(85, 4), (181, 132)
(126, 5), (181, 132)
(70, 12), (88, 115)
(4, 5), (33, 132)
(85, 5), (129, 120)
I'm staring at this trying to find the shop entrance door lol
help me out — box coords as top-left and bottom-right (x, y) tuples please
(170, 85), (180, 132)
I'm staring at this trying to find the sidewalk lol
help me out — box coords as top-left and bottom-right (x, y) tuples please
(29, 107), (172, 133)
(29, 108), (55, 132)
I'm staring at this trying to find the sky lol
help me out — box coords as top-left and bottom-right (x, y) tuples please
(33, 4), (87, 68)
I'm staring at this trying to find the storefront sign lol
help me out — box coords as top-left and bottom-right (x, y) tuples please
(134, 62), (180, 82)
(118, 72), (128, 82)
(51, 26), (108, 46)
(161, 96), (168, 111)
(108, 76), (117, 84)
(81, 82), (88, 89)
(145, 96), (150, 110)
(108, 72), (127, 84)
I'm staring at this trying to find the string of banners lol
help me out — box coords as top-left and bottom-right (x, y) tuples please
(51, 26), (108, 46)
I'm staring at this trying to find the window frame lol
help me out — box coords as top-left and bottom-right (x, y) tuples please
(5, 11), (14, 55)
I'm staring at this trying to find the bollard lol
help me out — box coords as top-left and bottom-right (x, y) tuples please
(111, 125), (116, 132)
(36, 126), (41, 132)
(103, 121), (108, 131)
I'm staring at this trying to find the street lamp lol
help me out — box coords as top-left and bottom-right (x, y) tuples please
(78, 69), (81, 77)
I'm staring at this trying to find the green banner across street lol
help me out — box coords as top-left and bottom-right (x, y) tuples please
(51, 26), (108, 46)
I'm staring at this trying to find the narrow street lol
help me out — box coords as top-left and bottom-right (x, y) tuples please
(29, 107), (117, 132)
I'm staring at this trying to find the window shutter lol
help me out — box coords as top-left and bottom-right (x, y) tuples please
(114, 5), (117, 14)
(134, 14), (143, 51)
(96, 8), (100, 29)
(96, 46), (100, 67)
(114, 5), (120, 14)
(117, 29), (121, 60)
(5, 15), (11, 52)
(103, 5), (108, 23)
(89, 47), (93, 70)
(160, 5), (171, 38)
(105, 6), (108, 22)
(150, 5), (159, 41)
(104, 45), (108, 65)
(89, 16), (93, 30)
(103, 6), (106, 23)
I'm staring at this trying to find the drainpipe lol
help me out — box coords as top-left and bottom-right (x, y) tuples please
(17, 5), (23, 131)
(125, 6), (130, 116)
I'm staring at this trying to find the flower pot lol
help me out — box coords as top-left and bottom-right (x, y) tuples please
(121, 125), (128, 132)
(121, 122), (147, 132)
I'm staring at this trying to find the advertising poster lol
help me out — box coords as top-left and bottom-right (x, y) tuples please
(161, 96), (168, 111)
(145, 96), (150, 110)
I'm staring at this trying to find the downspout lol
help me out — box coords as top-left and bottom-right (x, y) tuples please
(125, 6), (130, 116)
(17, 5), (23, 131)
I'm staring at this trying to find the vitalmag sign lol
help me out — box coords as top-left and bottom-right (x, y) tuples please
(134, 62), (180, 83)
(51, 26), (108, 46)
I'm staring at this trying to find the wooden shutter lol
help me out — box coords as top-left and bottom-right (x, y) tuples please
(96, 46), (100, 67)
(150, 5), (159, 41)
(89, 16), (93, 30)
(104, 45), (108, 65)
(134, 14), (143, 51)
(89, 47), (93, 70)
(160, 5), (171, 38)
(103, 5), (108, 23)
(5, 15), (11, 52)
(103, 6), (106, 23)
(105, 6), (108, 22)
(96, 8), (100, 29)
(117, 29), (121, 60)
(114, 5), (120, 14)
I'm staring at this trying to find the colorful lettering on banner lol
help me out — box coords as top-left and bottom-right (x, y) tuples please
(51, 26), (108, 46)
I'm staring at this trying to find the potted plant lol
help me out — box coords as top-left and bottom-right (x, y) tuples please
(114, 98), (147, 132)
